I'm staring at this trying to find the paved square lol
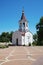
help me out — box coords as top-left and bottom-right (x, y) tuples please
(0, 46), (43, 65)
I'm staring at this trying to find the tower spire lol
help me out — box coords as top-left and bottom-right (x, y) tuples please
(19, 9), (28, 32)
(21, 8), (26, 20)
(22, 7), (24, 14)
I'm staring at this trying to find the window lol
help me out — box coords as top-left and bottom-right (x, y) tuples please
(23, 23), (25, 27)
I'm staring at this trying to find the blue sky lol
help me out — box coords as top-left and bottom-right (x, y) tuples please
(0, 0), (43, 34)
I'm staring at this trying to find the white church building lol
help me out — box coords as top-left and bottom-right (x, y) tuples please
(12, 10), (33, 46)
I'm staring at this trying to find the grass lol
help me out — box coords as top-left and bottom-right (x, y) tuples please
(0, 45), (9, 48)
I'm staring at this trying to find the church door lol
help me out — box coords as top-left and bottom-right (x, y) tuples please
(16, 38), (18, 46)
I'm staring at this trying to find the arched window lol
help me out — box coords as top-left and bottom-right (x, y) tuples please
(23, 23), (25, 27)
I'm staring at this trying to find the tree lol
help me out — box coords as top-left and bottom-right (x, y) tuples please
(7, 31), (13, 42)
(33, 34), (38, 42)
(32, 34), (38, 46)
(0, 31), (13, 42)
(36, 17), (43, 45)
(0, 32), (9, 42)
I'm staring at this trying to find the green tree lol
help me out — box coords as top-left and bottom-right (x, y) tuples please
(32, 34), (38, 46)
(0, 32), (9, 42)
(33, 34), (38, 42)
(0, 31), (13, 42)
(7, 31), (13, 42)
(36, 17), (43, 45)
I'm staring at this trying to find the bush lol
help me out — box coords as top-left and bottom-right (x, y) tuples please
(32, 41), (37, 46)
(8, 44), (15, 46)
(37, 41), (43, 46)
(0, 45), (9, 48)
(23, 44), (25, 46)
(29, 43), (31, 46)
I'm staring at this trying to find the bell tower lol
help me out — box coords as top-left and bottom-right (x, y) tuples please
(19, 10), (28, 32)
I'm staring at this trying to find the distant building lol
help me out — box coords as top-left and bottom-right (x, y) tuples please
(12, 10), (33, 46)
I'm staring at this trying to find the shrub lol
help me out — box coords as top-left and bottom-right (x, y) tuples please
(8, 44), (15, 46)
(23, 44), (25, 46)
(37, 40), (43, 46)
(29, 43), (31, 46)
(32, 41), (37, 46)
(0, 45), (9, 48)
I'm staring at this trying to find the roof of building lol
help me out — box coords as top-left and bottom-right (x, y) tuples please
(20, 32), (25, 36)
(21, 10), (27, 21)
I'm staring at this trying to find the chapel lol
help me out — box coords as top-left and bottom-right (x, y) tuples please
(12, 10), (33, 46)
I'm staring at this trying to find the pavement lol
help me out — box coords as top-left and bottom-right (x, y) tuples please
(0, 46), (43, 65)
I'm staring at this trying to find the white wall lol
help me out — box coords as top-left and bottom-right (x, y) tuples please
(12, 31), (22, 45)
(21, 31), (33, 46)
(25, 32), (33, 45)
(22, 36), (25, 45)
(12, 31), (33, 46)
